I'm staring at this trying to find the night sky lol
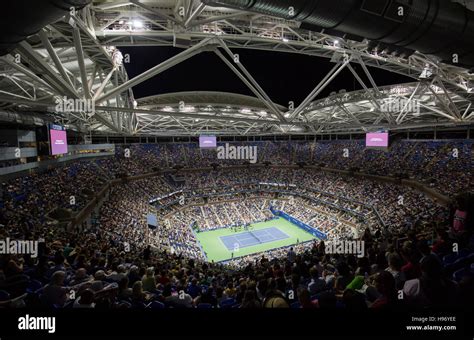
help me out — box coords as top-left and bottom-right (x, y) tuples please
(121, 46), (413, 106)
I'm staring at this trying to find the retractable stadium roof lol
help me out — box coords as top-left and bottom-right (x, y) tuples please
(0, 0), (472, 136)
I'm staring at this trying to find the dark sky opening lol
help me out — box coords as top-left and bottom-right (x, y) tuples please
(121, 46), (414, 106)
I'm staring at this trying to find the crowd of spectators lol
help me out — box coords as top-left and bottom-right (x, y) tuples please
(109, 139), (472, 196)
(0, 139), (472, 310)
(1, 216), (472, 309)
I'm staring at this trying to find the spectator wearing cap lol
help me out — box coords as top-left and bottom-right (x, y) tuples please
(263, 279), (289, 308)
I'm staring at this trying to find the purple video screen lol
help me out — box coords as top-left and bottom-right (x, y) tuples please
(366, 132), (389, 147)
(50, 129), (68, 155)
(199, 135), (216, 148)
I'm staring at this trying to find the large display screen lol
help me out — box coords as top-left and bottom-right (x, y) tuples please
(50, 126), (68, 155)
(366, 132), (389, 148)
(199, 135), (217, 148)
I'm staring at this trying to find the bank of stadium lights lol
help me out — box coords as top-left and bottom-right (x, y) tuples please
(120, 19), (145, 30)
(419, 65), (433, 79)
(180, 106), (195, 113)
(202, 25), (223, 35)
(257, 31), (284, 40)
(240, 108), (251, 114)
(133, 20), (143, 29)
(281, 125), (303, 132)
(461, 80), (473, 92)
(161, 105), (195, 112)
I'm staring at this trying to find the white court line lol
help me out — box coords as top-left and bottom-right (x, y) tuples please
(221, 234), (258, 250)
(235, 236), (255, 241)
(223, 227), (290, 251)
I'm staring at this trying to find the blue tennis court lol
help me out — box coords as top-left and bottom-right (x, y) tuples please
(220, 227), (290, 251)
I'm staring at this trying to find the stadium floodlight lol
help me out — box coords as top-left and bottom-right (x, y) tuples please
(461, 80), (472, 92)
(163, 106), (174, 112)
(118, 20), (124, 25)
(133, 20), (144, 29)
(282, 38), (289, 43)
(181, 106), (195, 112)
(240, 108), (251, 114)
(419, 65), (433, 79)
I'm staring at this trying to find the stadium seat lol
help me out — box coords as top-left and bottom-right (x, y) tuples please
(445, 255), (472, 274)
(290, 301), (301, 309)
(63, 300), (75, 309)
(452, 268), (472, 282)
(147, 301), (165, 309)
(0, 290), (11, 302)
(26, 280), (43, 294)
(131, 301), (147, 309)
(219, 298), (236, 309)
(197, 303), (213, 309)
(116, 301), (132, 309)
(1, 293), (27, 308)
(443, 253), (458, 266)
